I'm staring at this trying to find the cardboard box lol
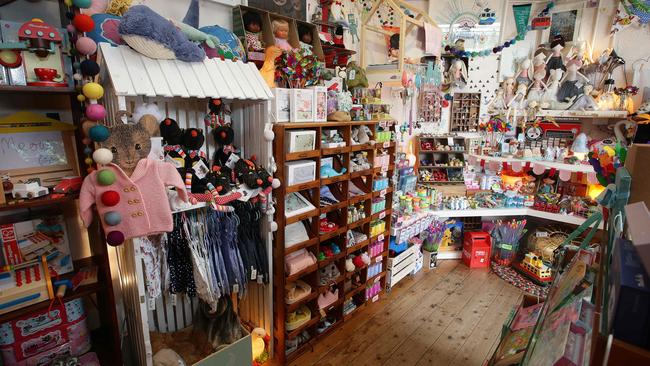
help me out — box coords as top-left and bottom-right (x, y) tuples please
(272, 88), (291, 122)
(289, 89), (314, 122)
(284, 160), (316, 186)
(609, 238), (650, 349)
(309, 86), (328, 121)
(625, 201), (650, 275)
(624, 144), (650, 208)
(284, 129), (316, 153)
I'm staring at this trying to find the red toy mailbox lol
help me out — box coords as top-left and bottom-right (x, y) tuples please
(462, 231), (491, 268)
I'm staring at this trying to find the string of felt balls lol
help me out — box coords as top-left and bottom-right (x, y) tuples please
(64, 0), (113, 174)
(444, 2), (556, 59)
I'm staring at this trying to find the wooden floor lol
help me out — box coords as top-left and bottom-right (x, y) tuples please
(290, 260), (523, 366)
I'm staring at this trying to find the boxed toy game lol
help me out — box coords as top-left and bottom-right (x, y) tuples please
(0, 215), (74, 276)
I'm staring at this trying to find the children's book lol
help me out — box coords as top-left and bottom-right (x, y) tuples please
(511, 302), (544, 331)
(0, 215), (74, 275)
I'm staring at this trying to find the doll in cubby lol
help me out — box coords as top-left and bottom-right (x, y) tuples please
(243, 12), (264, 52)
(272, 19), (292, 51)
(298, 24), (313, 55)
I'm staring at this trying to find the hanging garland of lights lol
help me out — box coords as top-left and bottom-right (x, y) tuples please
(63, 0), (111, 174)
(444, 2), (556, 59)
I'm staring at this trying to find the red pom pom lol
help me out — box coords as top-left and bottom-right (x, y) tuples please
(164, 118), (172, 126)
(101, 190), (120, 206)
(191, 130), (198, 137)
(73, 14), (95, 33)
(220, 131), (226, 138)
(256, 178), (263, 185)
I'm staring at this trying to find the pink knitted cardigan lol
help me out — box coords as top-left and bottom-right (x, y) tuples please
(79, 159), (187, 244)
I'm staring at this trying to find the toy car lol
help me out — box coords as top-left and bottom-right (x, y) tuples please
(12, 181), (49, 199)
(53, 176), (82, 194)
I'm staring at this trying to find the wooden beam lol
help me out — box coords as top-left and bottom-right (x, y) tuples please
(406, 13), (422, 34)
(363, 0), (384, 25)
(365, 24), (394, 36)
(386, 0), (407, 19)
(405, 15), (424, 27)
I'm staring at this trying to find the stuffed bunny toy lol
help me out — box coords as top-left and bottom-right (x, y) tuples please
(352, 125), (374, 145)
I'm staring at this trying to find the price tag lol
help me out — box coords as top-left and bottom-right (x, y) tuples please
(380, 189), (387, 197)
(171, 294), (177, 307)
(348, 69), (356, 80)
(536, 231), (548, 238)
(383, 142), (390, 148)
(378, 234), (385, 242)
(499, 244), (513, 251)
(148, 298), (156, 311)
(257, 275), (264, 284)
(251, 268), (257, 281)
(233, 284), (239, 293)
(166, 155), (185, 169)
(225, 153), (240, 169)
(192, 160), (209, 179)
(375, 255), (382, 263)
(372, 294), (379, 302)
(379, 211), (386, 220)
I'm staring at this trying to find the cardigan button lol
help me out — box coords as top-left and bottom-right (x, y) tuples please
(137, 211), (143, 216)
(123, 188), (130, 193)
(131, 212), (138, 218)
(104, 211), (121, 226)
(130, 186), (137, 191)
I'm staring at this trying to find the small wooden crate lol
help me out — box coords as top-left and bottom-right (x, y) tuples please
(387, 245), (418, 288)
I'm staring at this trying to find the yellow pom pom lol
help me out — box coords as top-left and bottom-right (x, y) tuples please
(64, 0), (73, 6)
(77, 94), (86, 102)
(84, 157), (94, 165)
(82, 82), (104, 100)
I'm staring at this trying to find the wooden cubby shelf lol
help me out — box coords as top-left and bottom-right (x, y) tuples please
(273, 120), (396, 363)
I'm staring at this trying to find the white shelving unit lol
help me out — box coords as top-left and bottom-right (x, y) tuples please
(428, 208), (602, 228)
(466, 154), (596, 173)
(98, 43), (274, 365)
(536, 110), (628, 119)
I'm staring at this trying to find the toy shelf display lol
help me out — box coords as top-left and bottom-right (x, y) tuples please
(272, 119), (396, 363)
(416, 135), (467, 185)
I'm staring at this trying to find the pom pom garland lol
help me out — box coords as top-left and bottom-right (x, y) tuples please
(72, 14), (95, 33)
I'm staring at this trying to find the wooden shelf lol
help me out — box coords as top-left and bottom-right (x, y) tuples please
(419, 150), (467, 153)
(0, 85), (76, 95)
(321, 174), (350, 186)
(343, 302), (365, 320)
(286, 180), (320, 193)
(366, 271), (386, 285)
(320, 200), (348, 214)
(321, 146), (350, 155)
(273, 120), (395, 364)
(286, 150), (320, 161)
(344, 283), (367, 300)
(286, 208), (320, 225)
(286, 263), (319, 283)
(0, 193), (79, 213)
(350, 168), (375, 178)
(285, 291), (319, 313)
(0, 281), (104, 323)
(346, 239), (370, 254)
(285, 237), (319, 255)
(371, 209), (391, 221)
(418, 165), (465, 169)
(466, 154), (595, 173)
(351, 143), (375, 152)
(286, 315), (320, 339)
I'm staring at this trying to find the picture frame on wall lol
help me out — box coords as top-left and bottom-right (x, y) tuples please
(545, 4), (583, 43)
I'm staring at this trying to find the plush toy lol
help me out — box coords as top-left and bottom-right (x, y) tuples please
(345, 258), (355, 272)
(346, 61), (368, 90)
(159, 118), (183, 145)
(235, 158), (263, 188)
(320, 165), (347, 178)
(79, 113), (187, 246)
(118, 5), (205, 62)
(182, 128), (211, 193)
(351, 125), (374, 144)
(211, 166), (232, 194)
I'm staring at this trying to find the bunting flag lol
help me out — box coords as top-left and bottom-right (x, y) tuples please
(513, 4), (533, 38)
(512, 161), (523, 172)
(533, 163), (546, 175)
(558, 169), (572, 182)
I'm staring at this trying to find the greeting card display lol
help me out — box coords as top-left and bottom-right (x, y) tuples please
(290, 89), (314, 122)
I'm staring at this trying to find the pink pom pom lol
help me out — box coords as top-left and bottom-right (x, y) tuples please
(86, 104), (106, 121)
(76, 37), (97, 55)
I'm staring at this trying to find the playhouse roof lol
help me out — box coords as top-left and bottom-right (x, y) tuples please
(98, 43), (272, 100)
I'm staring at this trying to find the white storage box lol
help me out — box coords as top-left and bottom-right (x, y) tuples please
(285, 160), (317, 186)
(285, 130), (316, 153)
(290, 89), (314, 122)
(387, 245), (418, 289)
(309, 86), (328, 121)
(272, 88), (291, 122)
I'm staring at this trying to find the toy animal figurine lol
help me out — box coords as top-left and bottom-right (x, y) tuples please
(351, 125), (374, 145)
(260, 46), (282, 88)
(235, 158), (263, 188)
(487, 88), (507, 113)
(448, 59), (468, 89)
(503, 77), (516, 105)
(526, 68), (547, 104)
(320, 165), (347, 178)
(514, 58), (533, 87)
(542, 69), (562, 108)
(546, 34), (566, 74)
(568, 84), (599, 111)
(272, 19), (292, 51)
(558, 58), (589, 102)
